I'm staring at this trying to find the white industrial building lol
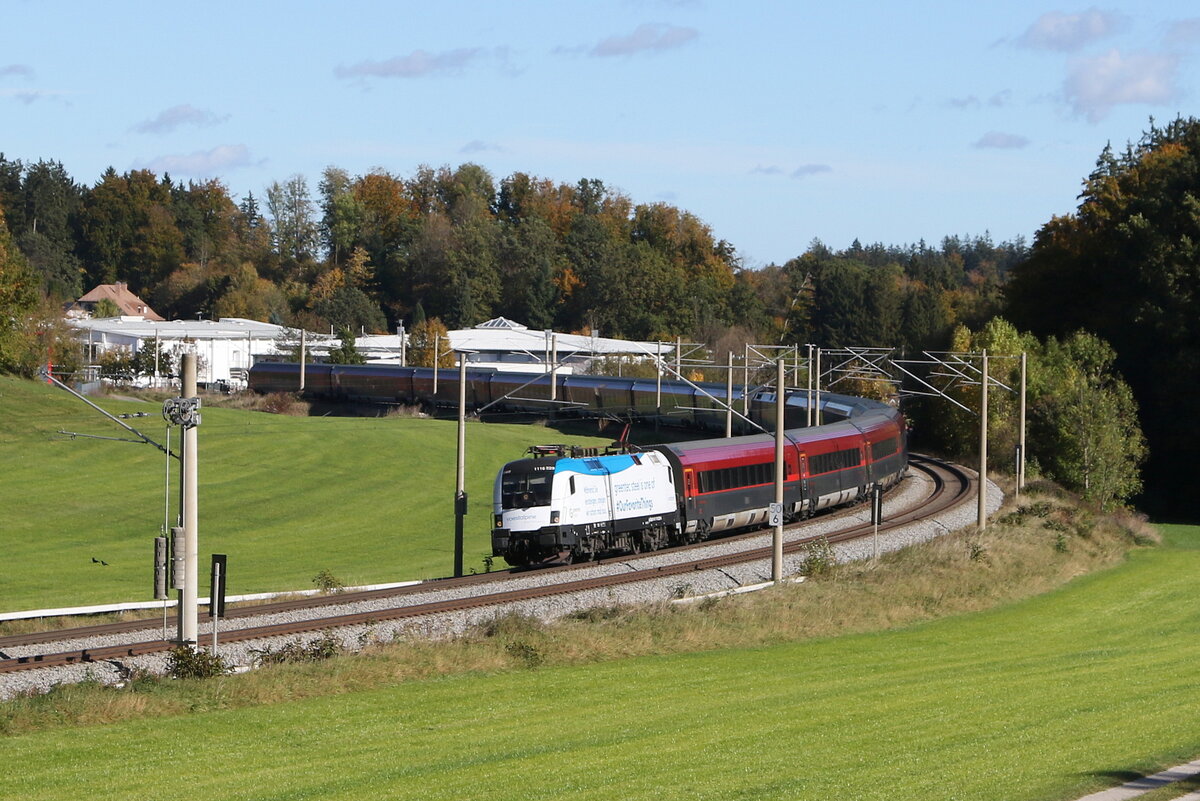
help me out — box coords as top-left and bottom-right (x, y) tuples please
(68, 315), (675, 390)
(358, 317), (670, 373)
(69, 316), (294, 390)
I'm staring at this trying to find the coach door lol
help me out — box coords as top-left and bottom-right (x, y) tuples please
(799, 454), (810, 512)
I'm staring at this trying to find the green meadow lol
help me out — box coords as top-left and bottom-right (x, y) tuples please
(3, 526), (1198, 800)
(0, 375), (614, 611)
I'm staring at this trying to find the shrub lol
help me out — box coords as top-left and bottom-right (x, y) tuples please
(252, 633), (343, 666)
(505, 641), (544, 668)
(997, 510), (1027, 527)
(166, 645), (229, 680)
(968, 541), (990, 564)
(1026, 501), (1053, 518)
(312, 569), (345, 594)
(261, 392), (309, 416)
(799, 536), (836, 577)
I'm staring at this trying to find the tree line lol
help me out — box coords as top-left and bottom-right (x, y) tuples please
(5, 115), (1198, 516)
(0, 156), (1024, 347)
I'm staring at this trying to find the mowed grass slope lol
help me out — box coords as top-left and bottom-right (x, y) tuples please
(0, 376), (613, 610)
(6, 526), (1200, 800)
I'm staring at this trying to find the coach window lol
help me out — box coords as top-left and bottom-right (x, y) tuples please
(569, 476), (576, 494)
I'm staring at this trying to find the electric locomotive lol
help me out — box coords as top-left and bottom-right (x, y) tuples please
(492, 405), (907, 565)
(493, 448), (679, 565)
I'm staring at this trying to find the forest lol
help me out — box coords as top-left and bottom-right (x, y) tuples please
(0, 155), (1023, 349)
(2, 116), (1198, 517)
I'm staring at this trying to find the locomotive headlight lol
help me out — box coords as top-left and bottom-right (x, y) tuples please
(494, 514), (504, 528)
(550, 510), (560, 524)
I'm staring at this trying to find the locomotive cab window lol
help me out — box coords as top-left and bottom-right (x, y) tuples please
(500, 468), (554, 509)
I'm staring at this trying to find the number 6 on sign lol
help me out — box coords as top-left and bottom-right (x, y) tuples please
(768, 502), (783, 527)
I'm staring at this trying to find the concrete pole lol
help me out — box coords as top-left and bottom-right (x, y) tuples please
(814, 347), (822, 425)
(676, 335), (682, 376)
(454, 356), (467, 578)
(299, 329), (307, 391)
(655, 341), (662, 411)
(1019, 351), (1027, 493)
(806, 344), (813, 427)
(773, 357), (785, 584)
(154, 330), (160, 388)
(978, 350), (989, 532)
(433, 335), (439, 394)
(743, 343), (750, 415)
(180, 352), (199, 645)
(399, 323), (406, 367)
(551, 335), (558, 402)
(725, 351), (733, 438)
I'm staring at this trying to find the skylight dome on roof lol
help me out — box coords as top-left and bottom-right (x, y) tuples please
(474, 317), (528, 330)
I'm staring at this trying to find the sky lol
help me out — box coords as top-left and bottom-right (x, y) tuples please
(3, 1), (1198, 268)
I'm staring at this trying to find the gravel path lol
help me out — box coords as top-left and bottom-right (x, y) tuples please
(0, 468), (1002, 700)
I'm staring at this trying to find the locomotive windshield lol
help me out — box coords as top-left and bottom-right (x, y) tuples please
(500, 465), (554, 509)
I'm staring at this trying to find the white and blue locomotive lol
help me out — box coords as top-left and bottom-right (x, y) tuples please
(492, 450), (680, 564)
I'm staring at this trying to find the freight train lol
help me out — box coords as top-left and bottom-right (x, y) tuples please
(247, 361), (908, 565)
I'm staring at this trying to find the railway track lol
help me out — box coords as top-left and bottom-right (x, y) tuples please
(0, 454), (973, 676)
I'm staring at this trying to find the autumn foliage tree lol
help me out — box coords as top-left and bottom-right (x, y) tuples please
(1005, 116), (1200, 515)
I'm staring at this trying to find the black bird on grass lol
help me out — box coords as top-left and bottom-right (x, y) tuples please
(91, 557), (109, 566)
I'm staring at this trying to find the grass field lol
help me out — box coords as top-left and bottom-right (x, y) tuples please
(0, 375), (616, 611)
(4, 525), (1198, 800)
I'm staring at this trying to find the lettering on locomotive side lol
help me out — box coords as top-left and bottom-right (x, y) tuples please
(611, 479), (657, 493)
(614, 497), (655, 512)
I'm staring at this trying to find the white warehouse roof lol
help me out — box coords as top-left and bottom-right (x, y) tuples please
(69, 316), (289, 341)
(445, 318), (665, 358)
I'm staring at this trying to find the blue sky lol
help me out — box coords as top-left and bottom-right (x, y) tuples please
(3, 1), (1198, 267)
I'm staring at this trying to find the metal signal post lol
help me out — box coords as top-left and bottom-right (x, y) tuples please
(454, 355), (467, 578)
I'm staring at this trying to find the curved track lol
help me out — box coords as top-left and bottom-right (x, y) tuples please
(0, 455), (972, 675)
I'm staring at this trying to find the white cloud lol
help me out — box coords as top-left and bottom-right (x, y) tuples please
(1018, 8), (1123, 52)
(0, 64), (34, 79)
(335, 49), (484, 79)
(1166, 18), (1200, 48)
(973, 131), (1031, 149)
(2, 88), (67, 105)
(750, 165), (784, 176)
(791, 164), (832, 179)
(460, 139), (503, 154)
(590, 23), (698, 57)
(1064, 49), (1178, 122)
(134, 104), (229, 135)
(139, 144), (254, 177)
